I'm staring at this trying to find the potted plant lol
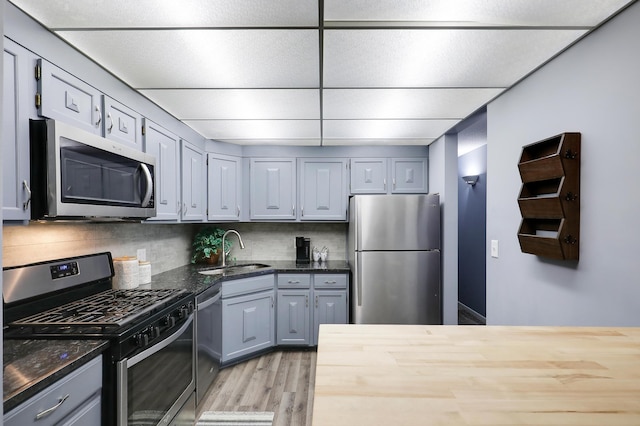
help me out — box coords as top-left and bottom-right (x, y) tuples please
(191, 227), (232, 264)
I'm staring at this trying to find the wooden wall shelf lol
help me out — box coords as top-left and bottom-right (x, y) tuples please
(517, 133), (581, 260)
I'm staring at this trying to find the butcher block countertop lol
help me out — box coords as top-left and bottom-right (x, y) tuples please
(312, 324), (640, 425)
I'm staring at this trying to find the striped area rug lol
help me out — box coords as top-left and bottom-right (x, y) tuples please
(196, 411), (274, 426)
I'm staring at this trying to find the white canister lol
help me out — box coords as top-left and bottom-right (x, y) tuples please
(138, 260), (152, 284)
(113, 256), (139, 289)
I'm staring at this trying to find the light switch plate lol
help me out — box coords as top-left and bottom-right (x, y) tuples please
(490, 240), (499, 258)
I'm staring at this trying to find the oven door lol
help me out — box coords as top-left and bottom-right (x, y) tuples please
(117, 313), (194, 426)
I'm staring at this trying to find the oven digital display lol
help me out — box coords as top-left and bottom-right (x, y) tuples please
(50, 261), (79, 279)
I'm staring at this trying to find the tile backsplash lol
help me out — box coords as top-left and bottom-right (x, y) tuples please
(2, 221), (348, 273)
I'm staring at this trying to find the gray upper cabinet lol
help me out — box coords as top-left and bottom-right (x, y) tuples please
(180, 140), (205, 222)
(3, 38), (37, 221)
(250, 159), (296, 220)
(391, 158), (428, 193)
(36, 59), (103, 135)
(143, 118), (180, 221)
(299, 158), (348, 221)
(103, 95), (142, 150)
(208, 153), (241, 221)
(350, 158), (388, 194)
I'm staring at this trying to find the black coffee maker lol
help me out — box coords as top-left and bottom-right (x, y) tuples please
(295, 237), (311, 264)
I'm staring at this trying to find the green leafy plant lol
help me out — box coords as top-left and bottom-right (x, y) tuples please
(191, 227), (232, 264)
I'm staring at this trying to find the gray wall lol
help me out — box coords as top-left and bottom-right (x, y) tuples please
(458, 144), (487, 317)
(486, 1), (640, 326)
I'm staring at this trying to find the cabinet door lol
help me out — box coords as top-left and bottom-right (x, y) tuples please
(103, 95), (142, 150)
(277, 290), (311, 346)
(250, 159), (296, 220)
(208, 154), (241, 221)
(391, 158), (428, 193)
(299, 159), (347, 221)
(313, 291), (348, 345)
(350, 158), (388, 194)
(143, 119), (180, 221)
(222, 290), (275, 363)
(180, 140), (205, 222)
(3, 39), (37, 221)
(37, 59), (102, 135)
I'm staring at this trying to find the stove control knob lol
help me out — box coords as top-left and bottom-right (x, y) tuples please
(150, 326), (160, 339)
(165, 315), (176, 328)
(179, 306), (189, 319)
(135, 333), (149, 348)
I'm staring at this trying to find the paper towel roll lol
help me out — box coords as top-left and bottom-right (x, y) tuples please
(139, 260), (151, 284)
(113, 256), (139, 289)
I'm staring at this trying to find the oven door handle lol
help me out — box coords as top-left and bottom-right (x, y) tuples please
(197, 289), (221, 311)
(126, 313), (193, 368)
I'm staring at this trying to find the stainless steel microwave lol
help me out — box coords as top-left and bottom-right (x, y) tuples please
(29, 119), (156, 220)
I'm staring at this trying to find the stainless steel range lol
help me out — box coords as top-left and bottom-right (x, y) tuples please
(3, 252), (195, 426)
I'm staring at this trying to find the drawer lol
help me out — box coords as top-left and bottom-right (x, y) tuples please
(277, 273), (311, 289)
(221, 274), (275, 298)
(313, 274), (348, 289)
(4, 355), (102, 426)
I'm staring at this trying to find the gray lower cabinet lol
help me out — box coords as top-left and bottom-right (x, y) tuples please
(4, 355), (103, 426)
(3, 38), (38, 221)
(219, 275), (275, 364)
(276, 273), (348, 347)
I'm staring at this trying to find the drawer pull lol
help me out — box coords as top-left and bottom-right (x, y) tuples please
(35, 394), (69, 420)
(288, 280), (301, 284)
(324, 280), (337, 284)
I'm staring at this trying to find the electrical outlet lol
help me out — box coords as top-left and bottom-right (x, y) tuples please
(136, 248), (146, 261)
(490, 240), (499, 258)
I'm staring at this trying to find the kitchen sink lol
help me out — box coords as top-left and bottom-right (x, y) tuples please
(198, 263), (271, 276)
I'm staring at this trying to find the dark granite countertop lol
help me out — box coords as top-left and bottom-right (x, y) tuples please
(3, 339), (109, 413)
(142, 260), (350, 295)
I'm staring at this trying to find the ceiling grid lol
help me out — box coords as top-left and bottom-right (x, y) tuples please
(8, 0), (635, 146)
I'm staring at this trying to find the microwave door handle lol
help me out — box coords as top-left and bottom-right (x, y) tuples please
(140, 163), (153, 207)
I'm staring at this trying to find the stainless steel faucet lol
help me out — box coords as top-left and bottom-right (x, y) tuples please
(221, 229), (245, 267)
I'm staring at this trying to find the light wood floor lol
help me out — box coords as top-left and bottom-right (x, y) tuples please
(197, 349), (316, 426)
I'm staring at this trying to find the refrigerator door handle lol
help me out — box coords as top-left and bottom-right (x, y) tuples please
(356, 254), (362, 306)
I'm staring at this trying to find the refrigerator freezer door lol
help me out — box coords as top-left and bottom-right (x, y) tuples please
(353, 250), (441, 324)
(351, 194), (440, 251)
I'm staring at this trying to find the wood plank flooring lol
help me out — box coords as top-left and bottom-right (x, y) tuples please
(197, 349), (316, 426)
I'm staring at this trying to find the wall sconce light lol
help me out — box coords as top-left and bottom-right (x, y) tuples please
(462, 175), (479, 186)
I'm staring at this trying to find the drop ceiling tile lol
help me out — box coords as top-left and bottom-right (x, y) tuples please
(57, 29), (319, 88)
(11, 0), (318, 28)
(141, 89), (320, 119)
(323, 88), (503, 119)
(183, 119), (321, 141)
(324, 29), (586, 87)
(323, 119), (458, 139)
(324, 0), (633, 27)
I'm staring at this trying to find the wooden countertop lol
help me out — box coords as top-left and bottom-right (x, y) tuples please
(312, 324), (640, 425)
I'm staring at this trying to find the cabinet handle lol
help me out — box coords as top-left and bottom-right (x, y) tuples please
(324, 280), (337, 284)
(35, 394), (69, 420)
(107, 112), (114, 133)
(383, 178), (387, 191)
(306, 295), (309, 307)
(292, 204), (295, 216)
(236, 205), (240, 217)
(393, 178), (396, 190)
(95, 105), (102, 127)
(301, 206), (304, 217)
(271, 295), (274, 308)
(22, 180), (31, 210)
(288, 280), (300, 284)
(315, 295), (318, 308)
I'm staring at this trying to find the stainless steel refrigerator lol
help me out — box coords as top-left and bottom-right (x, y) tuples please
(348, 194), (441, 324)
